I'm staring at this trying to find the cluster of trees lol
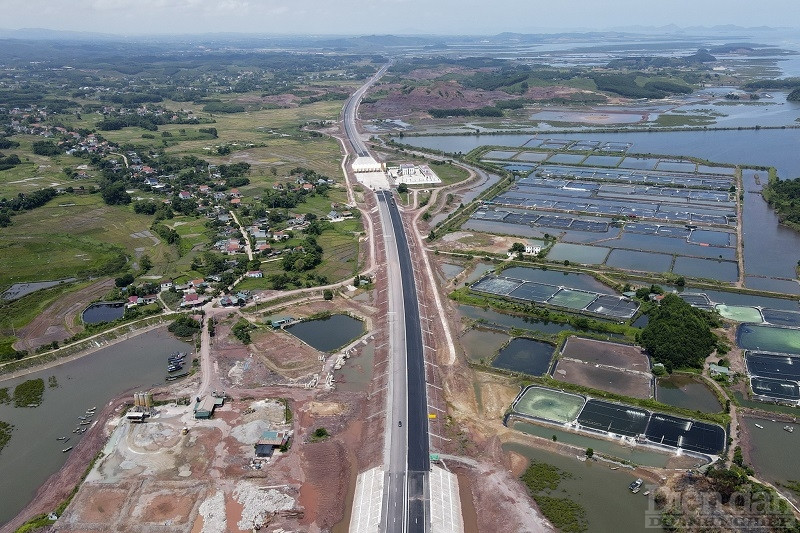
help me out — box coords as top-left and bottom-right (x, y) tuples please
(107, 92), (164, 105)
(743, 78), (800, 91)
(640, 294), (719, 372)
(0, 187), (58, 226)
(99, 180), (131, 205)
(31, 140), (62, 156)
(590, 74), (692, 99)
(151, 223), (181, 246)
(0, 153), (21, 172)
(232, 319), (255, 344)
(0, 138), (20, 149)
(428, 106), (503, 118)
(607, 49), (715, 69)
(98, 114), (198, 131)
(281, 236), (323, 273)
(133, 200), (173, 220)
(168, 315), (201, 337)
(218, 162), (251, 179)
(0, 187), (57, 212)
(763, 176), (800, 227)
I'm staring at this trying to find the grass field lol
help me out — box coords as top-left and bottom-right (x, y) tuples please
(0, 193), (169, 284)
(0, 135), (99, 197)
(0, 280), (93, 330)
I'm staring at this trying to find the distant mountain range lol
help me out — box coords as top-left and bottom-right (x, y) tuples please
(0, 25), (794, 46)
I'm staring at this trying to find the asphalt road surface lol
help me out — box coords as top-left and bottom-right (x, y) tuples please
(379, 190), (430, 532)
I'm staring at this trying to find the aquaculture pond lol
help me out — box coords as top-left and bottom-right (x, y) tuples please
(81, 302), (126, 324)
(504, 441), (667, 532)
(286, 314), (365, 352)
(737, 324), (800, 355)
(397, 131), (800, 289)
(491, 338), (554, 375)
(655, 375), (722, 414)
(501, 266), (613, 293)
(461, 329), (510, 363)
(0, 328), (192, 526)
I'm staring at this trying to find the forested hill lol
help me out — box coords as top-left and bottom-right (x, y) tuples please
(763, 176), (800, 229)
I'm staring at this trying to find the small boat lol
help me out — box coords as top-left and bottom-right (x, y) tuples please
(62, 447), (73, 453)
(78, 416), (87, 421)
(755, 424), (764, 429)
(629, 479), (643, 494)
(63, 437), (70, 443)
(643, 490), (651, 496)
(166, 372), (189, 381)
(784, 426), (794, 433)
(609, 466), (619, 470)
(56, 436), (67, 441)
(80, 421), (91, 426)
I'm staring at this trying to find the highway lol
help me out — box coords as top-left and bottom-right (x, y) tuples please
(342, 62), (430, 532)
(342, 63), (390, 157)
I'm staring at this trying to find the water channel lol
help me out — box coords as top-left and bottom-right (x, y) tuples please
(0, 328), (192, 526)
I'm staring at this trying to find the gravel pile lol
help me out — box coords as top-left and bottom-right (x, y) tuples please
(230, 419), (272, 445)
(234, 481), (295, 530)
(198, 490), (227, 533)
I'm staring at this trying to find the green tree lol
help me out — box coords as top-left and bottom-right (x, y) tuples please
(397, 183), (408, 193)
(585, 448), (593, 458)
(139, 255), (152, 272)
(323, 289), (333, 300)
(509, 242), (525, 256)
(100, 181), (131, 205)
(640, 294), (717, 371)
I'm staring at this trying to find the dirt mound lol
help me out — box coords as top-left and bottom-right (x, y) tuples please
(299, 440), (350, 529)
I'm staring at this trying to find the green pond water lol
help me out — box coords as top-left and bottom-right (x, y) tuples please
(737, 324), (800, 355)
(715, 304), (763, 323)
(504, 441), (665, 533)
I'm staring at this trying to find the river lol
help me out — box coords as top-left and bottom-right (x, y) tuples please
(0, 328), (192, 526)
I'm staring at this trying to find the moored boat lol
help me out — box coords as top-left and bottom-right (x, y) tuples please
(629, 478), (643, 494)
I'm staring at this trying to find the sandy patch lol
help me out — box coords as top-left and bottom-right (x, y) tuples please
(308, 401), (346, 416)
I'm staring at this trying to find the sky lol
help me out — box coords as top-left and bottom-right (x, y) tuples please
(1, 0), (799, 36)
